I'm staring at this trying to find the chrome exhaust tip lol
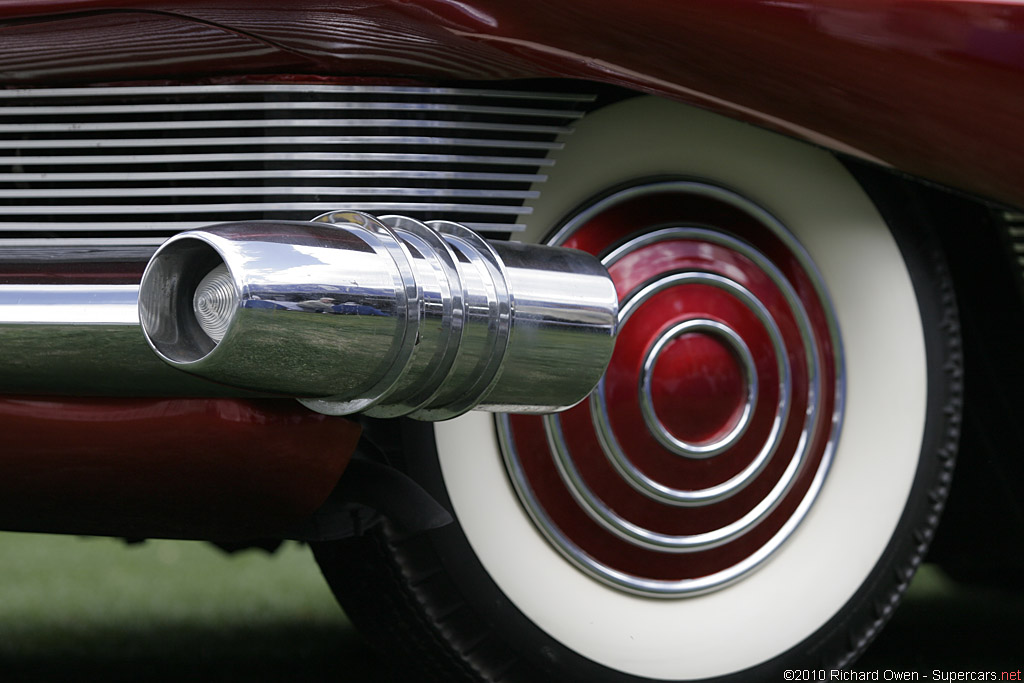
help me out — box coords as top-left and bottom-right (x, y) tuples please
(139, 213), (617, 420)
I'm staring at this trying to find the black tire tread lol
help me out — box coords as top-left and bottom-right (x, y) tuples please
(313, 165), (964, 682)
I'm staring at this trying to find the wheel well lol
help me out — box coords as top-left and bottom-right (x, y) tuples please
(845, 159), (1024, 583)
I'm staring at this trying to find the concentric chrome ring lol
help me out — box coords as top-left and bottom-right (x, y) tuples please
(304, 210), (421, 415)
(639, 318), (758, 459)
(498, 180), (844, 597)
(591, 266), (795, 508)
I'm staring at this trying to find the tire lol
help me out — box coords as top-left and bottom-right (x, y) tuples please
(313, 97), (961, 681)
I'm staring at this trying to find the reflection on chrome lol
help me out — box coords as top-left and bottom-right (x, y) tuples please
(0, 284), (139, 325)
(138, 213), (618, 420)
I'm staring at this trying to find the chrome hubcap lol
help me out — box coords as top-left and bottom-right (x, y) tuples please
(499, 181), (845, 597)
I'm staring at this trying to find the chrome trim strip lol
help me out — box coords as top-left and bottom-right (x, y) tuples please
(0, 222), (237, 232)
(0, 203), (533, 216)
(0, 285), (138, 325)
(0, 119), (573, 134)
(0, 152), (555, 166)
(0, 237), (164, 247)
(0, 282), (266, 396)
(465, 223), (527, 233)
(0, 170), (548, 182)
(0, 187), (540, 200)
(0, 221), (528, 233)
(0, 102), (585, 117)
(0, 136), (563, 151)
(0, 85), (597, 100)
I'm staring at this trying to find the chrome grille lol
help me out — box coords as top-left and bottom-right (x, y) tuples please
(0, 85), (594, 245)
(1002, 210), (1024, 292)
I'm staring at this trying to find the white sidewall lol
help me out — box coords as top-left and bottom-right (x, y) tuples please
(436, 97), (927, 680)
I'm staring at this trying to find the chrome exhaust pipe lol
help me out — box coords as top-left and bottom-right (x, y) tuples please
(138, 212), (617, 420)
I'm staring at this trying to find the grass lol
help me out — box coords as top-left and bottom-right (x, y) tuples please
(0, 533), (395, 682)
(0, 532), (1020, 680)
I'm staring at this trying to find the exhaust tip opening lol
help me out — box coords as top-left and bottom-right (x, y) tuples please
(193, 263), (238, 344)
(139, 237), (237, 365)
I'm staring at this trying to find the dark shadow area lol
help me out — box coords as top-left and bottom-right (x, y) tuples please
(0, 577), (1019, 681)
(0, 531), (1019, 681)
(0, 620), (401, 683)
(859, 571), (1024, 673)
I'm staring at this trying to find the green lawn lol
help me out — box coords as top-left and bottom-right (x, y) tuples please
(0, 532), (1020, 680)
(0, 533), (395, 682)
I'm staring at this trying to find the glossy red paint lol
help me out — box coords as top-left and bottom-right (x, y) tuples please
(0, 397), (360, 539)
(648, 332), (748, 445)
(0, 261), (146, 284)
(3, 0), (1021, 207)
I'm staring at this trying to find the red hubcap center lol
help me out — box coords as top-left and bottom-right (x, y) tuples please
(649, 332), (748, 445)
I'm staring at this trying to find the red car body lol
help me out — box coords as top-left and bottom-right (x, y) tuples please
(2, 0), (1022, 207)
(1, 0), (1020, 537)
(0, 1), (1020, 679)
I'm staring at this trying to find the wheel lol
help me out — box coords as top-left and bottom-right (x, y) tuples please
(312, 97), (961, 681)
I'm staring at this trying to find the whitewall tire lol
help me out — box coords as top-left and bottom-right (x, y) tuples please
(314, 96), (961, 682)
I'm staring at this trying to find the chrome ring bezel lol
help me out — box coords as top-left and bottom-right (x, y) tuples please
(590, 267), (794, 508)
(497, 179), (847, 597)
(638, 317), (758, 459)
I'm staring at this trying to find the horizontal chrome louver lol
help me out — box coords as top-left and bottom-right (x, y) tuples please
(0, 84), (595, 246)
(1001, 210), (1024, 292)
